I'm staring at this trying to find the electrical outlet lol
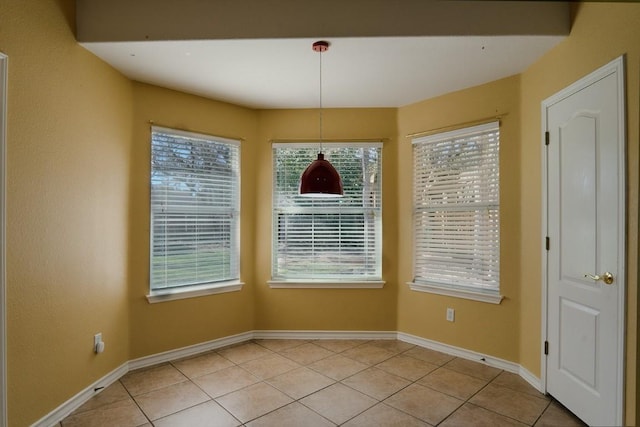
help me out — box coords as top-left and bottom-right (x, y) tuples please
(446, 308), (455, 322)
(94, 333), (104, 354)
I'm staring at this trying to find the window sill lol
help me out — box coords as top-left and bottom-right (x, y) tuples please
(268, 280), (385, 289)
(408, 281), (503, 304)
(146, 281), (244, 303)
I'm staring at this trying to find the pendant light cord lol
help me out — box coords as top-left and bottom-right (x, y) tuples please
(319, 46), (323, 153)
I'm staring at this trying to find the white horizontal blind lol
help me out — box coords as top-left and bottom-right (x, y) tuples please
(273, 143), (382, 280)
(150, 126), (240, 291)
(412, 122), (499, 293)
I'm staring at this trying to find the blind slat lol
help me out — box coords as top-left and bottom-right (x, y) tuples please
(273, 144), (382, 280)
(150, 127), (240, 290)
(413, 123), (500, 291)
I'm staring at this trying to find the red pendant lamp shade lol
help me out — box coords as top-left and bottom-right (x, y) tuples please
(299, 41), (344, 197)
(299, 152), (343, 196)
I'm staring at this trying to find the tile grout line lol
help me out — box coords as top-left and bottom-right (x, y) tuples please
(287, 343), (447, 425)
(167, 358), (243, 426)
(252, 339), (385, 425)
(64, 340), (572, 426)
(119, 379), (154, 426)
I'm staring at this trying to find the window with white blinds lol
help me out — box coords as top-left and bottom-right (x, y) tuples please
(272, 143), (382, 282)
(150, 126), (240, 292)
(412, 122), (500, 298)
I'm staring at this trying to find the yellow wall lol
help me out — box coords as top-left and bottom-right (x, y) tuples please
(3, 0), (640, 425)
(518, 3), (640, 424)
(396, 4), (640, 423)
(396, 75), (522, 362)
(1, 0), (133, 425)
(253, 109), (399, 331)
(128, 83), (258, 358)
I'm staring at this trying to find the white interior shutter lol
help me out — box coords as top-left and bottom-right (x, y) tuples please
(412, 122), (499, 293)
(150, 127), (240, 290)
(272, 143), (382, 281)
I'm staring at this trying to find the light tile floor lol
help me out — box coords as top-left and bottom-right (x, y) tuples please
(59, 339), (586, 426)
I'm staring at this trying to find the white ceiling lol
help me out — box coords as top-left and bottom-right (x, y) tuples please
(76, 0), (568, 109)
(82, 35), (564, 109)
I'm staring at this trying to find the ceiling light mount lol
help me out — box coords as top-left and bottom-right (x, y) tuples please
(312, 40), (329, 53)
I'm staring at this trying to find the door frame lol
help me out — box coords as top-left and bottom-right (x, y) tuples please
(0, 52), (7, 427)
(540, 55), (626, 424)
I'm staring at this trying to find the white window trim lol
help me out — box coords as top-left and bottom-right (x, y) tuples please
(146, 280), (244, 303)
(271, 142), (383, 286)
(268, 280), (385, 289)
(408, 281), (503, 304)
(149, 126), (241, 297)
(410, 121), (501, 302)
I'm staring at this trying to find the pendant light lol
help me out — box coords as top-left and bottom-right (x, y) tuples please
(299, 41), (344, 197)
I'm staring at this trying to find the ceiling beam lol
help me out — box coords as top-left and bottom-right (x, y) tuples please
(76, 0), (570, 42)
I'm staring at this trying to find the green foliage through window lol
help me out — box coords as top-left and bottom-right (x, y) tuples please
(150, 127), (240, 291)
(272, 143), (382, 281)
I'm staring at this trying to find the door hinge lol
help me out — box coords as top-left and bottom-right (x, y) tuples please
(544, 341), (549, 355)
(545, 131), (550, 146)
(545, 237), (550, 251)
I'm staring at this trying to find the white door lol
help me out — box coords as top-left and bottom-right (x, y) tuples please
(543, 57), (625, 426)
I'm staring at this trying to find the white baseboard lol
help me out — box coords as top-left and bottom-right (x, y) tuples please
(129, 331), (253, 371)
(518, 365), (544, 393)
(253, 330), (397, 340)
(397, 332), (521, 374)
(34, 329), (542, 426)
(32, 362), (128, 427)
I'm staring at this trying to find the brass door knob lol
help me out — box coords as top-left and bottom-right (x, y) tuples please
(584, 272), (614, 285)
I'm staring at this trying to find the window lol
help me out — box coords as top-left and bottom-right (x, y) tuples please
(149, 126), (241, 300)
(271, 142), (383, 287)
(410, 121), (501, 303)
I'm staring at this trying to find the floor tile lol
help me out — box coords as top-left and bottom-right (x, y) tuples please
(152, 400), (241, 427)
(384, 383), (463, 425)
(469, 383), (550, 425)
(403, 346), (455, 366)
(300, 383), (377, 425)
(255, 339), (308, 352)
(193, 365), (259, 398)
(341, 367), (411, 400)
(313, 339), (368, 353)
(375, 354), (438, 381)
(308, 354), (368, 381)
(134, 380), (210, 421)
(246, 402), (335, 427)
(120, 364), (187, 396)
(341, 343), (397, 365)
(172, 351), (234, 379)
(267, 367), (335, 399)
(61, 398), (148, 427)
(444, 357), (502, 381)
(71, 381), (130, 414)
(418, 367), (489, 400)
(60, 339), (584, 427)
(440, 402), (528, 427)
(492, 371), (544, 397)
(367, 339), (415, 353)
(239, 353), (301, 380)
(534, 401), (587, 426)
(279, 342), (335, 364)
(216, 382), (293, 423)
(343, 403), (429, 427)
(217, 342), (273, 364)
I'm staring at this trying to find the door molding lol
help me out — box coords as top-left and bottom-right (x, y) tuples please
(0, 52), (7, 427)
(541, 55), (626, 424)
